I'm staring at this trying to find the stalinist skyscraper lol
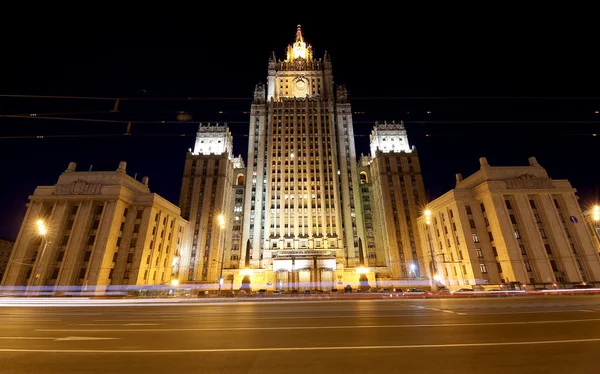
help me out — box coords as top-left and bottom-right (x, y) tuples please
(179, 25), (427, 291)
(239, 25), (367, 290)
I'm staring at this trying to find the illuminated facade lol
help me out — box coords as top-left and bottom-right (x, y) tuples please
(228, 25), (371, 291)
(178, 123), (239, 284)
(364, 121), (427, 280)
(0, 238), (14, 282)
(1, 162), (187, 291)
(175, 25), (429, 291)
(417, 157), (600, 290)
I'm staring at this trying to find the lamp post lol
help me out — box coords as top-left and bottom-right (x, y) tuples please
(408, 262), (416, 288)
(34, 219), (49, 288)
(592, 205), (600, 250)
(217, 214), (226, 297)
(424, 209), (438, 292)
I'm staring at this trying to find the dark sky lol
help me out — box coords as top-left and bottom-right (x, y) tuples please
(1, 11), (598, 240)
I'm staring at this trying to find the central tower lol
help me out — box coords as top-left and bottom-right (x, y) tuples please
(241, 25), (366, 290)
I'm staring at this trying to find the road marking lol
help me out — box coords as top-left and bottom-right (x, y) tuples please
(170, 314), (431, 320)
(41, 313), (103, 316)
(411, 305), (466, 315)
(37, 318), (600, 332)
(77, 323), (163, 326)
(0, 336), (119, 341)
(465, 309), (598, 315)
(0, 319), (61, 322)
(2, 337), (600, 353)
(93, 319), (184, 322)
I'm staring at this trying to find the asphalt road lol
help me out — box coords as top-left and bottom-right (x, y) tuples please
(1, 295), (600, 373)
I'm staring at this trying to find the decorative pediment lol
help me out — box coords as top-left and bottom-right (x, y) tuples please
(55, 179), (102, 195)
(505, 174), (553, 189)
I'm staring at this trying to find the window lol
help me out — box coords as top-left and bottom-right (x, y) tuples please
(488, 231), (494, 242)
(476, 248), (483, 258)
(540, 229), (547, 238)
(472, 233), (480, 243)
(529, 199), (536, 209)
(505, 200), (512, 209)
(520, 245), (527, 255)
(465, 205), (472, 215)
(524, 261), (531, 271)
(514, 229), (521, 239)
(480, 264), (488, 273)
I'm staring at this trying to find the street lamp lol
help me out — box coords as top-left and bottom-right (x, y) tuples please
(592, 205), (600, 247)
(217, 214), (226, 297)
(34, 219), (49, 287)
(424, 209), (438, 291)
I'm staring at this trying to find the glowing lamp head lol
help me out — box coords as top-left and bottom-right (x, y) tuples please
(355, 266), (369, 274)
(593, 205), (600, 221)
(217, 214), (225, 229)
(36, 219), (47, 236)
(170, 279), (179, 286)
(424, 209), (431, 225)
(409, 263), (417, 272)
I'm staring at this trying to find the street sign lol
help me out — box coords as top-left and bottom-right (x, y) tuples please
(569, 216), (578, 223)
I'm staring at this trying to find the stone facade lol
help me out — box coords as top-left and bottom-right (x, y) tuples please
(188, 26), (428, 291)
(1, 162), (188, 292)
(363, 121), (427, 280)
(178, 124), (237, 284)
(417, 157), (600, 290)
(0, 238), (14, 282)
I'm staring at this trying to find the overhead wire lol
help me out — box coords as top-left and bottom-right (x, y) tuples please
(1, 93), (600, 101)
(1, 113), (599, 126)
(1, 94), (598, 140)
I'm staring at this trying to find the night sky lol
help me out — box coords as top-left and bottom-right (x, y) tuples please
(1, 13), (598, 240)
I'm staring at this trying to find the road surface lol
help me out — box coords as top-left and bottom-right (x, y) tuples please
(1, 295), (600, 373)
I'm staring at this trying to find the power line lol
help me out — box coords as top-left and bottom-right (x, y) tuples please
(2, 94), (600, 101)
(0, 94), (252, 101)
(0, 133), (195, 140)
(0, 114), (126, 123)
(2, 132), (600, 141)
(1, 114), (599, 125)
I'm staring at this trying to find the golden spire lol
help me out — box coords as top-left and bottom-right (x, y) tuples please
(296, 24), (303, 42)
(286, 24), (312, 62)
